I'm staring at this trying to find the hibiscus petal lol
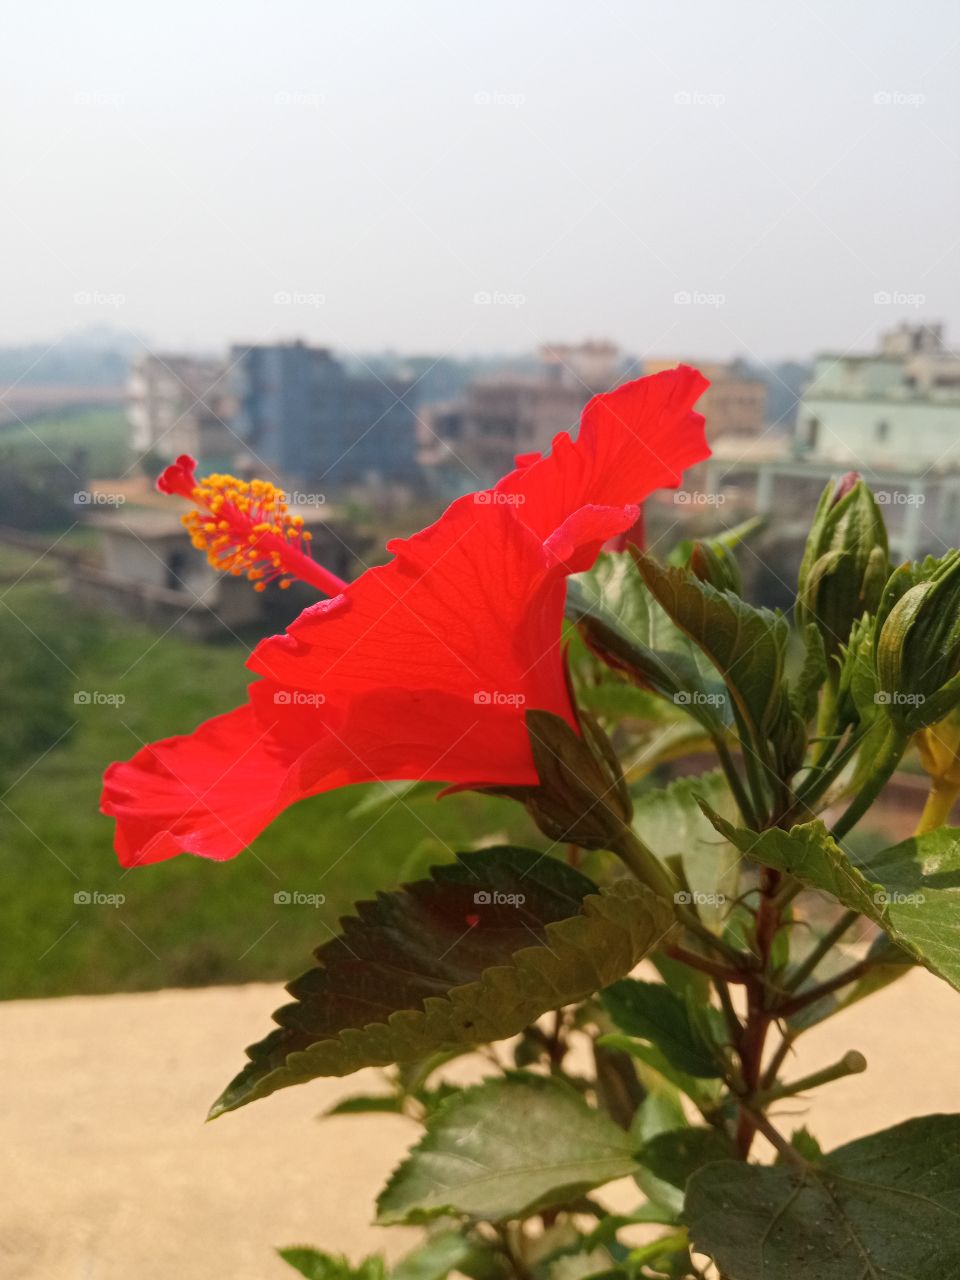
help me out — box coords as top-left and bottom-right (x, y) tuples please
(496, 364), (709, 540)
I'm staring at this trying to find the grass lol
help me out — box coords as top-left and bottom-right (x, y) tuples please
(0, 408), (131, 476)
(0, 580), (536, 999)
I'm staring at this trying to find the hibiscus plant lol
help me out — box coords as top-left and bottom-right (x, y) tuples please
(102, 368), (960, 1279)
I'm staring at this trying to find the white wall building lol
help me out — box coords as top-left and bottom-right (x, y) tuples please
(796, 322), (960, 473)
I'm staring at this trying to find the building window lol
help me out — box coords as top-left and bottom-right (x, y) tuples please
(807, 417), (820, 450)
(166, 549), (188, 591)
(875, 420), (890, 443)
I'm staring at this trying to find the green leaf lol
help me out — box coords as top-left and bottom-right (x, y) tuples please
(632, 771), (739, 930)
(211, 848), (674, 1116)
(633, 552), (790, 738)
(320, 1094), (405, 1117)
(669, 516), (765, 564)
(686, 1114), (960, 1279)
(638, 1126), (737, 1193)
(277, 1249), (385, 1280)
(600, 980), (725, 1078)
(566, 554), (730, 729)
(601, 1035), (720, 1110)
(790, 623), (828, 724)
(376, 1074), (640, 1224)
(391, 1231), (494, 1280)
(706, 812), (960, 993)
(786, 1126), (823, 1164)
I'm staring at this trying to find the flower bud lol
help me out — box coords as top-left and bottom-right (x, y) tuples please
(688, 539), (743, 596)
(796, 473), (889, 665)
(874, 550), (960, 730)
(520, 709), (633, 851)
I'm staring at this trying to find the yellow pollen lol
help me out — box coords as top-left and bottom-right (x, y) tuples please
(179, 471), (314, 592)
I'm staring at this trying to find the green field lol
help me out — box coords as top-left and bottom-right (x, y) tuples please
(0, 579), (536, 999)
(0, 407), (131, 476)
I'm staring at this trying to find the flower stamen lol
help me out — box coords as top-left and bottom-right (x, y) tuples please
(157, 455), (348, 596)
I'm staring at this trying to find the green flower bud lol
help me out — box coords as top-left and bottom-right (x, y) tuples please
(688, 539), (743, 596)
(874, 550), (960, 730)
(796, 473), (889, 666)
(521, 709), (633, 851)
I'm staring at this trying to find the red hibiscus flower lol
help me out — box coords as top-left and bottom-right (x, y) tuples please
(101, 367), (709, 867)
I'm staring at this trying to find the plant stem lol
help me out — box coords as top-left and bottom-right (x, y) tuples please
(759, 1026), (796, 1090)
(715, 975), (744, 1049)
(675, 906), (756, 969)
(782, 908), (861, 993)
(734, 866), (782, 1158)
(831, 723), (907, 840)
(754, 1050), (866, 1104)
(776, 957), (873, 1017)
(664, 944), (748, 984)
(742, 1105), (812, 1168)
(711, 729), (762, 829)
(612, 825), (680, 900)
(916, 778), (960, 835)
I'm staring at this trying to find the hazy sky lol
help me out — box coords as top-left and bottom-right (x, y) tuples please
(3, 0), (959, 364)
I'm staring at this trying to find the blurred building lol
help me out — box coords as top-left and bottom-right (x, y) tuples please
(128, 354), (235, 469)
(71, 506), (371, 639)
(681, 324), (960, 570)
(644, 358), (767, 441)
(795, 321), (960, 468)
(419, 340), (619, 493)
(229, 341), (419, 493)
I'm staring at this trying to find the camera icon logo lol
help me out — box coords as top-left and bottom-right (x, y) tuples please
(474, 691), (492, 705)
(473, 890), (492, 905)
(274, 691), (292, 705)
(274, 890), (291, 905)
(74, 691), (91, 704)
(74, 890), (92, 905)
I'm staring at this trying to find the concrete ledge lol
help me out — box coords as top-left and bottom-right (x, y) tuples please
(3, 972), (958, 1279)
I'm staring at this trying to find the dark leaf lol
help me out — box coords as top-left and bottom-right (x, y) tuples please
(212, 848), (674, 1116)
